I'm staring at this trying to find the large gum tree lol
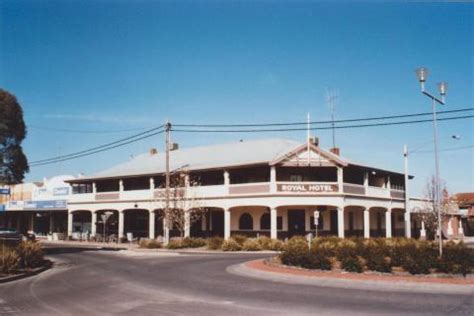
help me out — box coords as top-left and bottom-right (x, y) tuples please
(0, 89), (29, 184)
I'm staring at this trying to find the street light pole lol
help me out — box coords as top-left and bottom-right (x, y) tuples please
(415, 67), (447, 257)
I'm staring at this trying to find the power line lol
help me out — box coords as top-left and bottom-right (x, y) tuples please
(29, 124), (164, 164)
(173, 107), (473, 127)
(28, 125), (149, 134)
(172, 115), (473, 133)
(415, 145), (474, 154)
(30, 130), (165, 167)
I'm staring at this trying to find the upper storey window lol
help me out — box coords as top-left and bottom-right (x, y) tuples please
(230, 166), (270, 184)
(277, 167), (337, 182)
(72, 183), (92, 194)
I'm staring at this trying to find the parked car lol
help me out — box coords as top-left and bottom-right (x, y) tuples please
(0, 227), (24, 247)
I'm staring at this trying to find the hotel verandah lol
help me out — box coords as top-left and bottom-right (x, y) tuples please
(64, 138), (425, 241)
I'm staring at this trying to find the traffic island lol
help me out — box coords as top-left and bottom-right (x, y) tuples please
(253, 257), (474, 285)
(0, 260), (53, 284)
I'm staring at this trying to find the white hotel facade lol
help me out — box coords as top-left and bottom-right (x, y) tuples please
(66, 138), (426, 241)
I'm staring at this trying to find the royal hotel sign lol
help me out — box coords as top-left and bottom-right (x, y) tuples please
(277, 183), (338, 193)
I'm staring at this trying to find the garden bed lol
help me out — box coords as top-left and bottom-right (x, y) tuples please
(246, 258), (474, 285)
(1, 240), (49, 280)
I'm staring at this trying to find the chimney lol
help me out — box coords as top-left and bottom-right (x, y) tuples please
(149, 148), (158, 155)
(330, 147), (340, 156)
(309, 136), (319, 146)
(170, 143), (179, 151)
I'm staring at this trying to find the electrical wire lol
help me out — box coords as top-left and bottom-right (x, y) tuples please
(28, 125), (150, 134)
(173, 107), (473, 127)
(414, 145), (474, 154)
(29, 124), (164, 164)
(172, 115), (474, 133)
(30, 130), (165, 167)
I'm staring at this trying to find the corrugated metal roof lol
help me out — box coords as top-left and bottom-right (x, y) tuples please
(70, 138), (406, 182)
(78, 139), (303, 180)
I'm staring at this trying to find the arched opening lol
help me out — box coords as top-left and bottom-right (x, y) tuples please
(260, 213), (270, 230)
(123, 209), (149, 239)
(239, 213), (253, 230)
(71, 211), (92, 237)
(95, 210), (118, 241)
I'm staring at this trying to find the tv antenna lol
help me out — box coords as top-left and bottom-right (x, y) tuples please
(326, 88), (338, 149)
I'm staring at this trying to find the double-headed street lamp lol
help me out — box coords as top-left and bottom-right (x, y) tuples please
(415, 67), (448, 257)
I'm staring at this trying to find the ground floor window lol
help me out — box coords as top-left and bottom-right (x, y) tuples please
(239, 213), (253, 230)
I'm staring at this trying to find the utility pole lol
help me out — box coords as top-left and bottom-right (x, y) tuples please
(164, 121), (171, 245)
(403, 145), (411, 238)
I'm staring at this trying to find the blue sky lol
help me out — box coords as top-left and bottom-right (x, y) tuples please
(1, 1), (472, 196)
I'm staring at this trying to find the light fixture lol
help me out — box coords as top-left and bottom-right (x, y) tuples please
(415, 67), (429, 91)
(415, 67), (429, 82)
(437, 82), (448, 95)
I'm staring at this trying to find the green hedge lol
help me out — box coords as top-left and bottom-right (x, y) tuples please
(280, 237), (474, 275)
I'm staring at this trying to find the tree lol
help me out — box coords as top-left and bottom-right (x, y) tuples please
(156, 170), (207, 238)
(0, 89), (29, 184)
(420, 176), (456, 240)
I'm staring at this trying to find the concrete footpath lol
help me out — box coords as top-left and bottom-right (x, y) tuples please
(228, 260), (474, 295)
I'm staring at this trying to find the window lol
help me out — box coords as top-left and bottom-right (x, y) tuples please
(277, 216), (283, 230)
(260, 213), (270, 230)
(239, 213), (253, 230)
(290, 174), (303, 182)
(72, 183), (92, 194)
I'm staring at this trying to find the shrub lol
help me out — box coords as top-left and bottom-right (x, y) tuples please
(341, 256), (364, 273)
(256, 237), (285, 251)
(0, 248), (20, 274)
(181, 237), (207, 248)
(364, 239), (392, 273)
(280, 236), (310, 267)
(388, 238), (411, 267)
(139, 239), (162, 249)
(437, 242), (474, 276)
(166, 239), (183, 249)
(221, 238), (242, 251)
(268, 239), (286, 251)
(336, 239), (357, 261)
(400, 241), (436, 275)
(242, 239), (262, 251)
(16, 241), (44, 269)
(232, 234), (248, 246)
(308, 240), (335, 270)
(257, 236), (272, 249)
(207, 237), (224, 250)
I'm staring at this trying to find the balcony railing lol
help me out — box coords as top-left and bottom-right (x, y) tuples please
(68, 181), (405, 203)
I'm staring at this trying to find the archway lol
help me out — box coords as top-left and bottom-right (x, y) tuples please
(123, 209), (149, 239)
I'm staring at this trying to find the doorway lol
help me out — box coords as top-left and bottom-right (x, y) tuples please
(288, 210), (306, 237)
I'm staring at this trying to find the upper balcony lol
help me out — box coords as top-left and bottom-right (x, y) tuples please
(68, 165), (405, 203)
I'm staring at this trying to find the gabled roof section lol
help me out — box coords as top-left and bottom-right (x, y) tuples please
(270, 143), (349, 167)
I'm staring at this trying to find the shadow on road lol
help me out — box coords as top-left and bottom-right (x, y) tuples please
(43, 246), (125, 255)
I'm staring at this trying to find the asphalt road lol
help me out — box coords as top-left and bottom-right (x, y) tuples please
(0, 245), (473, 316)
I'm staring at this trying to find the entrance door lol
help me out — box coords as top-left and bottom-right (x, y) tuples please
(288, 210), (306, 237)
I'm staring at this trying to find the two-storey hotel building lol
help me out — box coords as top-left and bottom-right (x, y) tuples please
(66, 138), (422, 241)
